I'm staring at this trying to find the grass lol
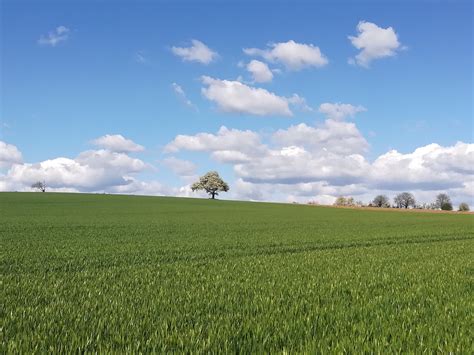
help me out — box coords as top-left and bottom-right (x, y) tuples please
(1, 192), (473, 352)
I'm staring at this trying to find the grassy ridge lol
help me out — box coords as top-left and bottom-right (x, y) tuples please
(1, 192), (473, 352)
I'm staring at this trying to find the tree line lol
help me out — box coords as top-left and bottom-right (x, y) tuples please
(333, 192), (470, 212)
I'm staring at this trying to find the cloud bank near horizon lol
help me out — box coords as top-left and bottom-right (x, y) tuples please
(2, 119), (472, 206)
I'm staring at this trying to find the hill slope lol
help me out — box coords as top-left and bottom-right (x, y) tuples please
(1, 192), (473, 352)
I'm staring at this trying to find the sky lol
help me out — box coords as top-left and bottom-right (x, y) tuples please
(1, 0), (473, 206)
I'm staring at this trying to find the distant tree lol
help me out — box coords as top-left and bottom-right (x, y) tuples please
(334, 196), (357, 207)
(31, 181), (46, 192)
(191, 171), (229, 199)
(346, 197), (355, 207)
(372, 195), (390, 208)
(458, 202), (470, 212)
(333, 196), (347, 206)
(355, 200), (365, 207)
(394, 192), (416, 209)
(435, 193), (453, 211)
(334, 197), (346, 206)
(441, 202), (453, 211)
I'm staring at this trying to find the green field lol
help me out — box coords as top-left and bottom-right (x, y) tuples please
(1, 192), (473, 352)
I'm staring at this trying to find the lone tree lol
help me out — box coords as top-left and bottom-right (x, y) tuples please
(458, 202), (470, 212)
(394, 192), (415, 209)
(191, 171), (229, 199)
(31, 181), (46, 192)
(435, 193), (453, 211)
(372, 195), (390, 208)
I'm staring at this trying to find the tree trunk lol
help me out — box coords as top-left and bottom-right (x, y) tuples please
(211, 192), (216, 199)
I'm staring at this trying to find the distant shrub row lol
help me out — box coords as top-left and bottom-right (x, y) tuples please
(326, 193), (469, 212)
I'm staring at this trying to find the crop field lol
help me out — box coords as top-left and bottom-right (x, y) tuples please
(1, 192), (473, 352)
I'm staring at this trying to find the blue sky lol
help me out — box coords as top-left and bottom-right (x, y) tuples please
(1, 0), (473, 205)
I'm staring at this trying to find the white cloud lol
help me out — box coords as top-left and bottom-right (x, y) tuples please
(172, 83), (198, 111)
(0, 156), (196, 197)
(0, 135), (153, 193)
(171, 39), (218, 64)
(348, 21), (402, 67)
(287, 94), (314, 112)
(0, 138), (204, 198)
(164, 122), (473, 205)
(244, 40), (328, 70)
(76, 149), (146, 171)
(0, 141), (22, 168)
(318, 103), (366, 120)
(38, 26), (70, 47)
(273, 119), (369, 155)
(246, 60), (273, 83)
(5, 149), (146, 191)
(92, 134), (144, 153)
(235, 150), (368, 185)
(280, 146), (307, 157)
(165, 121), (369, 185)
(211, 150), (252, 164)
(201, 76), (292, 116)
(163, 157), (197, 176)
(107, 178), (171, 196)
(2, 131), (472, 207)
(165, 126), (266, 156)
(371, 142), (474, 191)
(231, 178), (267, 201)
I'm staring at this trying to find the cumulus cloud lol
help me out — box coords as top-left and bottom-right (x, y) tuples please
(318, 103), (366, 120)
(163, 157), (197, 176)
(0, 135), (154, 193)
(371, 142), (474, 190)
(172, 83), (198, 111)
(6, 149), (147, 191)
(165, 121), (369, 185)
(0, 138), (204, 198)
(348, 21), (402, 67)
(231, 178), (267, 201)
(244, 40), (328, 70)
(210, 150), (252, 164)
(0, 141), (22, 168)
(171, 39), (218, 64)
(273, 119), (369, 155)
(165, 126), (266, 157)
(246, 60), (273, 83)
(92, 134), (144, 153)
(107, 178), (171, 196)
(287, 94), (314, 112)
(235, 150), (368, 185)
(2, 131), (472, 206)
(164, 121), (473, 205)
(201, 76), (292, 116)
(38, 26), (70, 47)
(231, 141), (474, 204)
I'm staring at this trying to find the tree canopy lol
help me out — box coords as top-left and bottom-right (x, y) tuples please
(191, 171), (229, 199)
(435, 193), (453, 211)
(394, 192), (415, 209)
(31, 181), (46, 192)
(372, 195), (390, 208)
